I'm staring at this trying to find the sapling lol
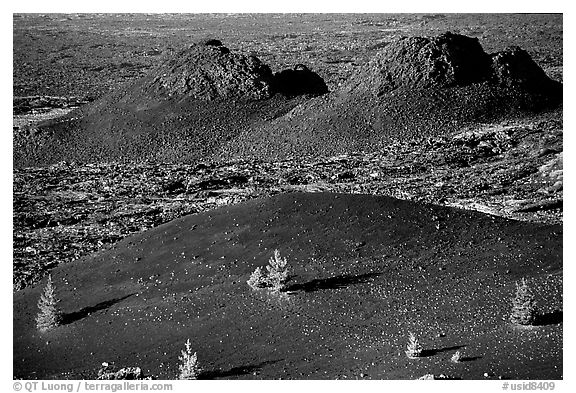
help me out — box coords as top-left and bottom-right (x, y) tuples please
(36, 275), (62, 332)
(247, 249), (291, 292)
(266, 249), (290, 292)
(405, 332), (423, 358)
(178, 339), (202, 380)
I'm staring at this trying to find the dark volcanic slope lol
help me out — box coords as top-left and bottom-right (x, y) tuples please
(13, 40), (324, 168)
(220, 32), (562, 160)
(14, 192), (562, 379)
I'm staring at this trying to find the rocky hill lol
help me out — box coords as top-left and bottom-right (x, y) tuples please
(13, 40), (326, 168)
(219, 32), (562, 160)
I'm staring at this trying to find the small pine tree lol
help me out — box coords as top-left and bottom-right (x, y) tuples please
(178, 339), (201, 380)
(405, 332), (423, 359)
(247, 266), (267, 290)
(510, 278), (537, 326)
(266, 249), (290, 292)
(36, 275), (62, 332)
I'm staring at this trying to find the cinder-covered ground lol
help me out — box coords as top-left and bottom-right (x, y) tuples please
(13, 13), (563, 380)
(13, 112), (562, 291)
(14, 192), (562, 380)
(13, 13), (562, 99)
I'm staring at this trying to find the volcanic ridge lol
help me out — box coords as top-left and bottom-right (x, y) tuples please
(15, 32), (561, 168)
(12, 16), (564, 382)
(220, 32), (562, 160)
(14, 39), (327, 167)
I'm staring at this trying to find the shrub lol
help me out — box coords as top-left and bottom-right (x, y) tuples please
(178, 339), (202, 380)
(36, 274), (62, 332)
(405, 332), (423, 359)
(510, 278), (537, 326)
(247, 249), (291, 292)
(247, 266), (268, 289)
(97, 362), (147, 380)
(451, 350), (462, 363)
(418, 374), (454, 380)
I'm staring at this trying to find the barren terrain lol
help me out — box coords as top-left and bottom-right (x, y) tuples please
(13, 13), (563, 380)
(14, 192), (562, 379)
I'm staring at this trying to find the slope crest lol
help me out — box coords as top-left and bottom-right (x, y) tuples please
(218, 32), (562, 161)
(343, 32), (558, 96)
(143, 39), (274, 101)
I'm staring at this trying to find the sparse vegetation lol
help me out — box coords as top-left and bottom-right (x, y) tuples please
(405, 332), (423, 359)
(11, 14), (564, 381)
(510, 278), (537, 326)
(451, 350), (462, 363)
(418, 374), (455, 380)
(247, 249), (291, 292)
(97, 362), (147, 380)
(247, 266), (268, 289)
(266, 249), (290, 291)
(178, 339), (201, 380)
(35, 275), (62, 332)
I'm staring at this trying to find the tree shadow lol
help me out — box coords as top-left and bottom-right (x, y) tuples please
(200, 359), (282, 380)
(536, 310), (562, 326)
(460, 356), (482, 362)
(421, 345), (466, 357)
(61, 294), (135, 325)
(286, 272), (381, 293)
